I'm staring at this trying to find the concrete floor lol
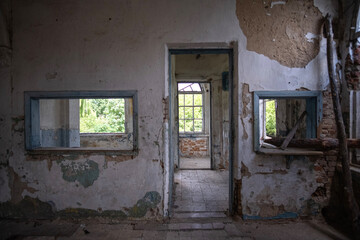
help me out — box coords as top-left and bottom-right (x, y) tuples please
(0, 218), (351, 240)
(0, 170), (351, 240)
(180, 157), (211, 169)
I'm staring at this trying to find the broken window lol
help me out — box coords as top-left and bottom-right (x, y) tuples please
(25, 91), (138, 151)
(178, 83), (204, 133)
(253, 91), (322, 152)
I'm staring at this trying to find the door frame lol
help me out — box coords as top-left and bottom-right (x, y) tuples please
(167, 48), (234, 215)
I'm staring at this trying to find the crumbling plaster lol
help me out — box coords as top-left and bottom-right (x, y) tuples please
(0, 0), (337, 219)
(237, 0), (323, 68)
(0, 0), (12, 167)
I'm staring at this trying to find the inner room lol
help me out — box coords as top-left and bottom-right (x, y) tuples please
(178, 82), (211, 169)
(171, 52), (231, 216)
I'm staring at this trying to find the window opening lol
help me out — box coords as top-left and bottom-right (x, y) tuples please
(178, 83), (204, 133)
(254, 91), (322, 152)
(79, 99), (125, 133)
(265, 99), (276, 138)
(351, 3), (360, 42)
(350, 91), (360, 166)
(25, 91), (137, 151)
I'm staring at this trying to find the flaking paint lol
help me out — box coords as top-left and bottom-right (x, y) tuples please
(0, 0), (338, 219)
(59, 159), (99, 188)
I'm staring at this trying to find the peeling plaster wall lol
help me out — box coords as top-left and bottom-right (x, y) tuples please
(0, 0), (12, 207)
(236, 0), (323, 68)
(0, 167), (11, 202)
(0, 0), (338, 219)
(241, 156), (319, 219)
(0, 0), (12, 166)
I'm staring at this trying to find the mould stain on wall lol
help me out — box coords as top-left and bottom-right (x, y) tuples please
(58, 191), (161, 219)
(236, 0), (323, 68)
(58, 159), (99, 188)
(0, 196), (55, 219)
(0, 191), (161, 219)
(127, 191), (161, 218)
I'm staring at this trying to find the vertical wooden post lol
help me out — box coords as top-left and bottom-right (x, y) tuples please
(325, 14), (360, 234)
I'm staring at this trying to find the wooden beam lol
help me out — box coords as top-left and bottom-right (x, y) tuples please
(280, 111), (307, 150)
(264, 138), (360, 149)
(325, 14), (360, 233)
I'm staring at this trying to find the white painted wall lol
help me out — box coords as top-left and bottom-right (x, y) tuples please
(1, 0), (336, 218)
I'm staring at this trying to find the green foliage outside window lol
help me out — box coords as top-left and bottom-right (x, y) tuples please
(80, 99), (125, 133)
(265, 100), (276, 137)
(178, 93), (203, 132)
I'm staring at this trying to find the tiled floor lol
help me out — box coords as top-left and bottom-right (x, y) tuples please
(180, 157), (211, 169)
(173, 169), (229, 213)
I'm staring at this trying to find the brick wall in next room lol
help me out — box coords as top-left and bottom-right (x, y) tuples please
(179, 136), (209, 157)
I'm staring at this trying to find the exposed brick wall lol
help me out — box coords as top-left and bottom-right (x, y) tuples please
(234, 88), (346, 218)
(311, 89), (338, 209)
(320, 89), (337, 138)
(312, 87), (360, 216)
(179, 136), (209, 157)
(311, 150), (337, 207)
(325, 166), (360, 234)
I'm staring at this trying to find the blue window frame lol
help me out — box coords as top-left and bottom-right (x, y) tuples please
(253, 91), (322, 152)
(24, 91), (138, 151)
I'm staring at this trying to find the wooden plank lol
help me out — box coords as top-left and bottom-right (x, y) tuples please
(264, 138), (360, 149)
(280, 111), (307, 150)
(258, 148), (323, 156)
(325, 15), (359, 231)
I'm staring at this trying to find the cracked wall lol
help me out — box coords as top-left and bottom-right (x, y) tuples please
(0, 0), (338, 220)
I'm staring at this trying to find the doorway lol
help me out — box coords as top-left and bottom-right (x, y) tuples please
(178, 82), (211, 169)
(168, 49), (234, 217)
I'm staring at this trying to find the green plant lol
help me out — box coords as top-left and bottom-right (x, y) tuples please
(265, 100), (276, 137)
(79, 99), (125, 133)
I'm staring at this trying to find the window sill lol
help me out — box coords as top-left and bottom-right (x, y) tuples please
(350, 164), (360, 174)
(27, 148), (138, 156)
(80, 133), (127, 136)
(179, 134), (209, 138)
(257, 147), (323, 156)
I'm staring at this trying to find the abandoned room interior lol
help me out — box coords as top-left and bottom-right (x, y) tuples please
(1, 0), (360, 239)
